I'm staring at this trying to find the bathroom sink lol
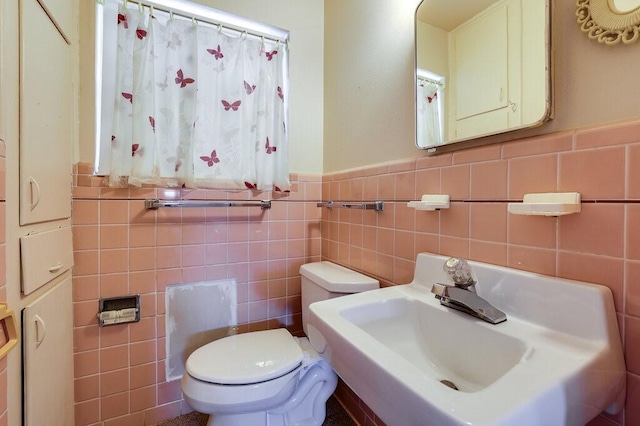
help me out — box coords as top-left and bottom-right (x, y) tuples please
(307, 253), (626, 426)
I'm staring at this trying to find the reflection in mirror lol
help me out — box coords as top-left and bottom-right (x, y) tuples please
(415, 0), (552, 150)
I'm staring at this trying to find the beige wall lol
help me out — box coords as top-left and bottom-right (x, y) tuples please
(323, 0), (640, 173)
(78, 0), (324, 174)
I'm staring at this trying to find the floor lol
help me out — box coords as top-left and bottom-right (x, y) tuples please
(155, 396), (357, 425)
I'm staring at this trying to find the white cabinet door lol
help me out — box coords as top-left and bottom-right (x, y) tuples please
(23, 276), (74, 426)
(19, 0), (73, 225)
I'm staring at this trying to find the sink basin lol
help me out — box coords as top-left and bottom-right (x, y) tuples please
(307, 253), (626, 426)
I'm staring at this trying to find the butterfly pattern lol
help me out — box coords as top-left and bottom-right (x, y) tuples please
(207, 44), (224, 59)
(117, 13), (128, 29)
(200, 150), (220, 167)
(244, 81), (256, 95)
(108, 6), (289, 192)
(266, 50), (278, 61)
(175, 69), (195, 88)
(265, 137), (276, 154)
(136, 28), (147, 40)
(221, 100), (241, 111)
(427, 92), (437, 103)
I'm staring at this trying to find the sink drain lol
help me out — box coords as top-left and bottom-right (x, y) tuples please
(440, 379), (459, 391)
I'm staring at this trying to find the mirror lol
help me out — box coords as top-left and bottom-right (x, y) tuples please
(576, 0), (640, 45)
(415, 0), (552, 150)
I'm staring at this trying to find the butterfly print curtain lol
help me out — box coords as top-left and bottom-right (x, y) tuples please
(101, 2), (289, 191)
(416, 79), (443, 147)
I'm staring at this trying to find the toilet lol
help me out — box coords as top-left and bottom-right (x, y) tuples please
(181, 261), (379, 426)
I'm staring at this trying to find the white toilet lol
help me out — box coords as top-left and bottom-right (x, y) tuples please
(181, 261), (379, 426)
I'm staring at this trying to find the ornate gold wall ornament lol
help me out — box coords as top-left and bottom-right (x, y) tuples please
(576, 0), (640, 45)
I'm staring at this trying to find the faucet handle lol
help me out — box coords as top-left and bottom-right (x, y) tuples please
(443, 257), (474, 287)
(431, 283), (447, 299)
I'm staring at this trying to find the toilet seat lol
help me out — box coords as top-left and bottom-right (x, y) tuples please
(186, 328), (304, 385)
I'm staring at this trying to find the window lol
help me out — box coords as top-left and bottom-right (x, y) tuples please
(95, 0), (291, 191)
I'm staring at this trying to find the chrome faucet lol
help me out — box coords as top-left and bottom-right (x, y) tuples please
(431, 258), (507, 324)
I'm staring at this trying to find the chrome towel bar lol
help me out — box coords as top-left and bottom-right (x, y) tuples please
(317, 201), (384, 212)
(144, 199), (271, 210)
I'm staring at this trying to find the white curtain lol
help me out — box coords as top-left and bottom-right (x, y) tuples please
(100, 2), (289, 191)
(416, 79), (443, 147)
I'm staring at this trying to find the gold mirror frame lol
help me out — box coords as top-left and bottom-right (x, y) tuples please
(577, 0), (640, 44)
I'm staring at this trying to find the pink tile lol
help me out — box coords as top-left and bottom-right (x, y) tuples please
(130, 340), (156, 366)
(73, 200), (99, 225)
(181, 245), (205, 267)
(395, 204), (415, 232)
(453, 144), (501, 164)
(416, 153), (452, 169)
(439, 236), (469, 259)
(158, 380), (182, 405)
(470, 161), (508, 199)
(502, 132), (573, 159)
(100, 273), (129, 298)
(157, 223), (182, 246)
(558, 204), (624, 257)
(157, 246), (182, 269)
(557, 252), (624, 313)
(100, 345), (129, 372)
(507, 246), (556, 276)
(74, 375), (99, 402)
(103, 412), (145, 426)
(130, 317), (156, 342)
(74, 301), (99, 327)
(376, 228), (394, 256)
(626, 373), (640, 426)
(559, 147), (625, 199)
(394, 230), (415, 260)
(143, 401), (181, 425)
(101, 369), (129, 396)
(74, 326), (99, 352)
(469, 241), (507, 266)
(377, 174), (395, 200)
(626, 316), (640, 375)
(130, 362), (156, 389)
(414, 168), (441, 200)
(508, 154), (558, 199)
(74, 350), (99, 378)
(100, 324), (129, 348)
(507, 214), (557, 249)
(100, 249), (129, 274)
(441, 165), (470, 200)
(100, 225), (129, 249)
(73, 250), (99, 276)
(129, 199), (157, 225)
(626, 261), (640, 317)
(469, 203), (507, 243)
(74, 399), (100, 426)
(375, 253), (393, 282)
(100, 200), (130, 224)
(73, 275), (99, 302)
(440, 203), (469, 238)
(628, 205), (640, 260)
(629, 144), (640, 199)
(101, 391), (129, 420)
(73, 226), (99, 251)
(129, 224), (156, 247)
(129, 271), (156, 294)
(576, 119), (640, 149)
(130, 385), (156, 412)
(415, 233), (439, 254)
(395, 171), (416, 200)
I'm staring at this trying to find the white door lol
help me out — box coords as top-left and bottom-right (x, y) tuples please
(23, 276), (74, 426)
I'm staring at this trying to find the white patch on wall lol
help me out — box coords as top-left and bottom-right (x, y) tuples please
(165, 279), (238, 381)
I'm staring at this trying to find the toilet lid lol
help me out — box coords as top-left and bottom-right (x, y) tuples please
(185, 328), (304, 385)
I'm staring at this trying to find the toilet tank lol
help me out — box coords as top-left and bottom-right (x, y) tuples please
(299, 262), (379, 336)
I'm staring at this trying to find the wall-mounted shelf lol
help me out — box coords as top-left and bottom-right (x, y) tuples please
(508, 192), (581, 216)
(407, 194), (450, 211)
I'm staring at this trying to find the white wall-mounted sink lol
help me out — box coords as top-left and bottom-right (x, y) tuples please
(307, 253), (626, 426)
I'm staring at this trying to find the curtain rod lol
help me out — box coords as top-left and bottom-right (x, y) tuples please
(145, 199), (271, 210)
(112, 0), (290, 44)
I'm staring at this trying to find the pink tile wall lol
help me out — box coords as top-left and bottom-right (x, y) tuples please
(0, 141), (7, 426)
(71, 167), (322, 426)
(321, 119), (640, 426)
